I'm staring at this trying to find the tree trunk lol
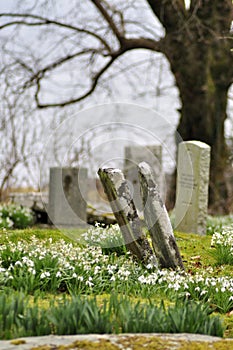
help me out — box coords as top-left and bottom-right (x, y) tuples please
(176, 85), (230, 214)
(147, 1), (233, 214)
(161, 2), (233, 214)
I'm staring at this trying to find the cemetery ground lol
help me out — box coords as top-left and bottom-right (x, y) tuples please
(0, 215), (233, 349)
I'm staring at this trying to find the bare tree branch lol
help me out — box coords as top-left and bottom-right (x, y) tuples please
(32, 34), (164, 108)
(35, 54), (119, 108)
(90, 0), (124, 43)
(22, 49), (101, 90)
(0, 13), (111, 52)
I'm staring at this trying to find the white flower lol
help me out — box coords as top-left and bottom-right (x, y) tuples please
(200, 290), (208, 296)
(8, 264), (14, 271)
(40, 271), (50, 279)
(173, 282), (181, 291)
(138, 275), (147, 284)
(86, 277), (94, 287)
(56, 271), (62, 278)
(94, 266), (101, 275)
(26, 267), (35, 274)
(146, 263), (153, 270)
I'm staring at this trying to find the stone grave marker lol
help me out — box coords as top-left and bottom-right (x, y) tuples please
(48, 167), (87, 227)
(124, 145), (164, 212)
(138, 162), (184, 270)
(98, 168), (157, 266)
(174, 141), (210, 235)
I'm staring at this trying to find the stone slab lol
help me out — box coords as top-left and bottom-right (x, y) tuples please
(1, 333), (232, 350)
(124, 145), (164, 211)
(175, 141), (210, 235)
(139, 162), (184, 269)
(98, 168), (157, 265)
(48, 167), (87, 227)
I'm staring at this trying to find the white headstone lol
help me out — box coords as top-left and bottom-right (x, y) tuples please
(124, 145), (164, 211)
(175, 141), (210, 235)
(48, 167), (87, 227)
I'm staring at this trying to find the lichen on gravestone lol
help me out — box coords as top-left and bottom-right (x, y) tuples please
(138, 162), (184, 270)
(98, 168), (157, 266)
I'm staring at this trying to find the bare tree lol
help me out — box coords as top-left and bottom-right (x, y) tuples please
(0, 0), (232, 212)
(0, 74), (45, 200)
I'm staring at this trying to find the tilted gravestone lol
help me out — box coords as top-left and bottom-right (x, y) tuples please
(138, 162), (184, 270)
(124, 145), (163, 212)
(98, 165), (184, 270)
(174, 141), (210, 235)
(98, 168), (158, 266)
(48, 167), (87, 227)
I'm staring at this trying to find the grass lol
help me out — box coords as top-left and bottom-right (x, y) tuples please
(0, 217), (233, 339)
(0, 227), (79, 244)
(0, 292), (225, 339)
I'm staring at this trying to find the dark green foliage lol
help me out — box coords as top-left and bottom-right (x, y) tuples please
(0, 292), (224, 339)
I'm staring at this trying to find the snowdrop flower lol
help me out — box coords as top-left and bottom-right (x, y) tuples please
(28, 268), (36, 275)
(146, 263), (154, 270)
(94, 266), (101, 275)
(200, 290), (208, 296)
(138, 275), (147, 284)
(40, 271), (50, 279)
(86, 277), (94, 287)
(8, 264), (14, 271)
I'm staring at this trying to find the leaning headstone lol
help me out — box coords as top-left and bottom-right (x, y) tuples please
(48, 167), (87, 227)
(138, 162), (184, 270)
(98, 168), (157, 266)
(174, 141), (210, 235)
(124, 145), (163, 211)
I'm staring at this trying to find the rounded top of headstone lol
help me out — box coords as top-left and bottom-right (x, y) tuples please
(180, 140), (210, 149)
(138, 161), (151, 175)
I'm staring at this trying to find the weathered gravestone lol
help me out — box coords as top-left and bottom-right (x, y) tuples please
(98, 166), (184, 270)
(98, 168), (158, 266)
(48, 167), (87, 227)
(138, 162), (184, 270)
(175, 141), (210, 235)
(124, 145), (164, 212)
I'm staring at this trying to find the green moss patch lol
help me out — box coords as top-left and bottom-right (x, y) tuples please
(28, 336), (233, 350)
